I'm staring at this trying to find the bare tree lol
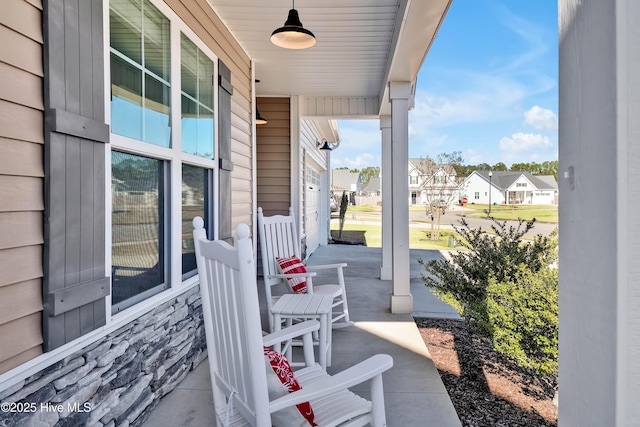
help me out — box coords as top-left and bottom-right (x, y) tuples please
(417, 152), (464, 241)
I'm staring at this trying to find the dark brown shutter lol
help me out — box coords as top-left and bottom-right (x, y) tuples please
(218, 60), (233, 242)
(42, 0), (110, 351)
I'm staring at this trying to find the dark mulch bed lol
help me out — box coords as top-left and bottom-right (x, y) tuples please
(415, 318), (558, 427)
(330, 230), (367, 245)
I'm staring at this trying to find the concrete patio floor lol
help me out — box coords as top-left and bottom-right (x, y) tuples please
(142, 245), (461, 427)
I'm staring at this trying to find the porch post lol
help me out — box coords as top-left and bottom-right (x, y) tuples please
(389, 82), (412, 313)
(559, 0), (640, 424)
(380, 115), (392, 280)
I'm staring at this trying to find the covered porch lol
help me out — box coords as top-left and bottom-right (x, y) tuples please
(142, 245), (461, 426)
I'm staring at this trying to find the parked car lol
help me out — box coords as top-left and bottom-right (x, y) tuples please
(330, 197), (339, 212)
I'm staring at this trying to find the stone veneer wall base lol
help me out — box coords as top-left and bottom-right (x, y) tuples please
(0, 286), (208, 427)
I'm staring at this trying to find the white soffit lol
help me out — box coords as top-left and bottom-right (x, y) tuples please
(208, 0), (452, 116)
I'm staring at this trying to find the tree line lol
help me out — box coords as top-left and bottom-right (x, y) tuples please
(452, 160), (558, 180)
(337, 158), (558, 182)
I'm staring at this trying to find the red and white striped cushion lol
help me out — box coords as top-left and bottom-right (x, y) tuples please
(276, 256), (308, 294)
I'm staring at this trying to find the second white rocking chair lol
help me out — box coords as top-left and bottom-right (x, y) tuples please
(193, 219), (393, 427)
(257, 207), (353, 332)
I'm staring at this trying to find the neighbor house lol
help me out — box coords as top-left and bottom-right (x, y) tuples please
(362, 176), (381, 196)
(461, 170), (558, 206)
(330, 169), (362, 196)
(408, 158), (460, 206)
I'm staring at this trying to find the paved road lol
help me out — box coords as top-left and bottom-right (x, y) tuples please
(340, 206), (557, 238)
(410, 206), (557, 238)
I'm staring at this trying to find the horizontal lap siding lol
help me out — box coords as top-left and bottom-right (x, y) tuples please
(0, 211), (43, 251)
(231, 92), (253, 230)
(167, 0), (254, 231)
(257, 98), (291, 216)
(0, 0), (45, 373)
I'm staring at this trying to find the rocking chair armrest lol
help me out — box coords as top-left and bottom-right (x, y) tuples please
(305, 263), (348, 272)
(262, 320), (320, 347)
(267, 271), (317, 280)
(269, 354), (393, 412)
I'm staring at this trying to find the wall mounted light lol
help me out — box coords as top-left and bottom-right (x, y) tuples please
(271, 1), (316, 49)
(316, 138), (340, 151)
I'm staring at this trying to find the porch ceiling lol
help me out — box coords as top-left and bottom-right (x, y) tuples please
(207, 0), (452, 116)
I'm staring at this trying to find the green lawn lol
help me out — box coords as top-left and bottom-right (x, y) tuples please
(331, 223), (462, 250)
(342, 203), (557, 223)
(344, 205), (426, 213)
(460, 204), (558, 223)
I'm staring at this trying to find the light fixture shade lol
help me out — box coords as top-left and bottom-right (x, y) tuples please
(271, 8), (316, 49)
(256, 106), (267, 125)
(318, 140), (333, 150)
(316, 138), (339, 151)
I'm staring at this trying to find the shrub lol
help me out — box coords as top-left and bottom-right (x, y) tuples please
(487, 264), (558, 375)
(419, 217), (558, 376)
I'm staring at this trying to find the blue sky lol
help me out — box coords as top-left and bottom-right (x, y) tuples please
(332, 0), (558, 169)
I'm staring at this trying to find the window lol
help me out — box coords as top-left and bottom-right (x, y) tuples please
(410, 176), (418, 185)
(306, 167), (320, 186)
(111, 152), (167, 309)
(109, 0), (217, 311)
(474, 192), (480, 200)
(182, 164), (211, 278)
(110, 0), (171, 147)
(516, 182), (527, 187)
(181, 34), (214, 158)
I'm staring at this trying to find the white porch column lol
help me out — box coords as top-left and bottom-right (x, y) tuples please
(380, 115), (392, 280)
(559, 1), (640, 425)
(388, 82), (412, 313)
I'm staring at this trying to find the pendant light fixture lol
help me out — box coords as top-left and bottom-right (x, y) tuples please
(255, 107), (268, 125)
(271, 1), (316, 49)
(255, 79), (267, 125)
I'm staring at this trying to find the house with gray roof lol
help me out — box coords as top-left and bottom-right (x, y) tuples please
(461, 170), (558, 205)
(330, 169), (362, 195)
(362, 177), (381, 196)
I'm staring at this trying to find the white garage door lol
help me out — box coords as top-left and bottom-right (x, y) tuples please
(304, 164), (321, 256)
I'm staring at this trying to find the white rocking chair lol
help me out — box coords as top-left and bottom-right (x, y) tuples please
(193, 219), (393, 427)
(257, 207), (353, 332)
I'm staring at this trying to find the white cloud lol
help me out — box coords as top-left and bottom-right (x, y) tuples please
(465, 148), (485, 165)
(499, 132), (551, 152)
(332, 120), (381, 168)
(524, 106), (558, 131)
(496, 10), (551, 73)
(410, 76), (526, 131)
(333, 153), (376, 169)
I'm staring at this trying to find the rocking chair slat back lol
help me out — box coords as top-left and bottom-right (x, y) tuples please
(193, 218), (270, 426)
(259, 207), (300, 280)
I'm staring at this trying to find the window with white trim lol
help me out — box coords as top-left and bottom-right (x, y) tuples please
(109, 0), (217, 311)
